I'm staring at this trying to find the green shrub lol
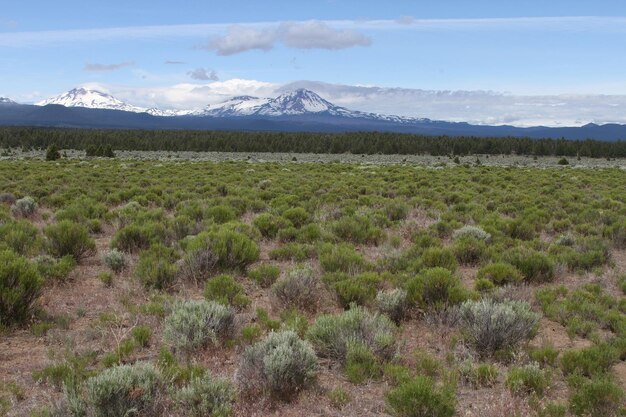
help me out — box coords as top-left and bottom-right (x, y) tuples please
(176, 373), (236, 417)
(240, 324), (262, 344)
(86, 362), (159, 417)
(345, 342), (382, 383)
(414, 350), (441, 377)
(474, 278), (495, 293)
(135, 244), (178, 290)
(163, 300), (235, 354)
(111, 222), (166, 253)
(505, 247), (555, 283)
(420, 247), (458, 271)
(560, 344), (618, 377)
(253, 213), (290, 238)
(282, 207), (309, 227)
(44, 220), (96, 261)
(385, 376), (456, 417)
(457, 299), (540, 356)
(102, 249), (125, 274)
(272, 265), (319, 311)
(383, 364), (412, 386)
(376, 288), (409, 322)
(569, 378), (625, 417)
(204, 274), (249, 308)
(237, 331), (318, 400)
(248, 264), (280, 288)
(477, 262), (523, 286)
(34, 254), (76, 282)
(604, 219), (626, 249)
(319, 243), (367, 273)
(331, 272), (380, 308)
(269, 243), (316, 262)
(0, 220), (39, 255)
(0, 250), (43, 325)
(199, 229), (259, 270)
(307, 305), (396, 363)
(452, 237), (487, 265)
(505, 363), (549, 396)
(406, 267), (468, 309)
(332, 215), (381, 244)
(384, 200), (409, 222)
(528, 345), (559, 367)
(131, 325), (152, 348)
(205, 205), (236, 224)
(507, 219), (536, 240)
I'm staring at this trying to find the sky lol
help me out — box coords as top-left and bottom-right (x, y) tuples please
(1, 0), (626, 126)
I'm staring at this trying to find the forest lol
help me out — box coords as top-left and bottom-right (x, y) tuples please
(1, 127), (625, 158)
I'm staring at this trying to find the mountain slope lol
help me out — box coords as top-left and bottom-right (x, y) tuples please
(0, 97), (17, 105)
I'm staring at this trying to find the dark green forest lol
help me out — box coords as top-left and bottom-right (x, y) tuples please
(1, 127), (625, 157)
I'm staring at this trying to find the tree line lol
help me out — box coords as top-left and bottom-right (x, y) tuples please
(0, 127), (625, 158)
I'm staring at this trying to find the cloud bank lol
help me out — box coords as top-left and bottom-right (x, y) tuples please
(201, 21), (371, 55)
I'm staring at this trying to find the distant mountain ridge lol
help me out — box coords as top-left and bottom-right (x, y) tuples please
(1, 87), (625, 141)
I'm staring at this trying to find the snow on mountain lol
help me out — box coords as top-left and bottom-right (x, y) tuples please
(256, 89), (340, 115)
(0, 97), (16, 104)
(36, 88), (197, 116)
(37, 88), (147, 113)
(34, 87), (429, 123)
(202, 88), (429, 123)
(200, 95), (270, 116)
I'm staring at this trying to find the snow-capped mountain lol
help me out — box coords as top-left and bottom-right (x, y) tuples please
(36, 88), (194, 116)
(202, 89), (429, 123)
(37, 88), (147, 113)
(0, 97), (16, 105)
(35, 87), (429, 123)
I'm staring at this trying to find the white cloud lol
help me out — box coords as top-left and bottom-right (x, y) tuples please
(84, 61), (134, 72)
(203, 25), (276, 55)
(278, 21), (371, 50)
(187, 68), (219, 81)
(201, 21), (371, 55)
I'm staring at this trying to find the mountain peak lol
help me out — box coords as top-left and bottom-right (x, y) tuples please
(258, 88), (337, 115)
(0, 97), (16, 104)
(37, 88), (146, 113)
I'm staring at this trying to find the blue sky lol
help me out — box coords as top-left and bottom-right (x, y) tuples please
(1, 1), (626, 125)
